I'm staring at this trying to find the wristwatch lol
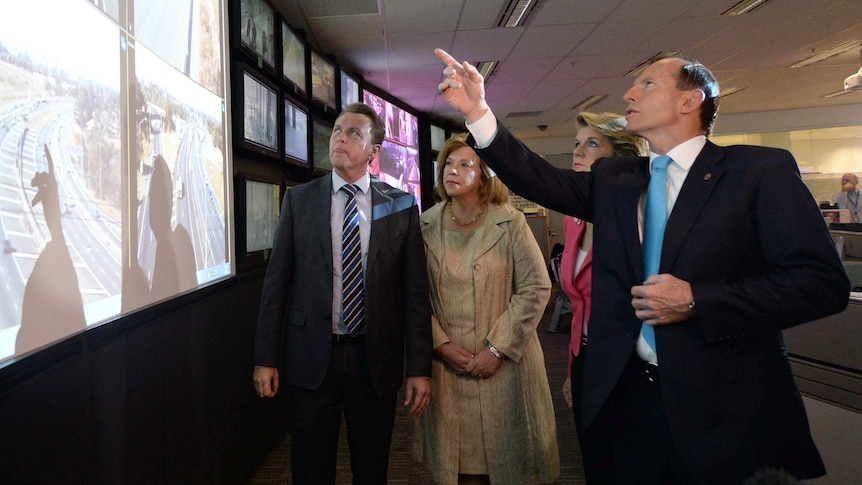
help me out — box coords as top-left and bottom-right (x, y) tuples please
(487, 344), (504, 360)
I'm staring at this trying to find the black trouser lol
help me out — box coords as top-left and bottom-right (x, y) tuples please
(288, 337), (397, 485)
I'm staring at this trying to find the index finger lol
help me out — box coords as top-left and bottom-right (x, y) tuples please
(43, 144), (54, 175)
(434, 48), (459, 68)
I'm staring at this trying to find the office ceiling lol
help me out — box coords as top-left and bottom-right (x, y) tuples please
(271, 0), (862, 142)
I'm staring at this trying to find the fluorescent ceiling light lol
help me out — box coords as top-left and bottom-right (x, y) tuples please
(570, 95), (607, 111)
(722, 0), (773, 15)
(498, 0), (539, 28)
(788, 40), (862, 68)
(625, 51), (682, 77)
(475, 61), (499, 82)
(823, 89), (857, 99)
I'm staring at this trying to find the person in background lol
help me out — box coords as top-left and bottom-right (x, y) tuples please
(835, 172), (860, 222)
(253, 103), (432, 485)
(559, 113), (646, 443)
(434, 48), (849, 483)
(414, 134), (559, 485)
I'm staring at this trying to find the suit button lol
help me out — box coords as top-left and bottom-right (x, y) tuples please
(473, 263), (480, 271)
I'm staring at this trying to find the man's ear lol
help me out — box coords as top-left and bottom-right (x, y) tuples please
(368, 144), (381, 162)
(681, 89), (706, 114)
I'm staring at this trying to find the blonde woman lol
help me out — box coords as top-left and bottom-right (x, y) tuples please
(414, 134), (558, 485)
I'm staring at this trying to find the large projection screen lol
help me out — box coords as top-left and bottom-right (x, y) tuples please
(0, 0), (234, 365)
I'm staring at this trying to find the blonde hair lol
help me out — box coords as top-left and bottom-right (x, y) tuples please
(435, 133), (509, 205)
(576, 112), (647, 157)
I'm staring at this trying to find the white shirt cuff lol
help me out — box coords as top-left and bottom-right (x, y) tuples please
(465, 110), (498, 149)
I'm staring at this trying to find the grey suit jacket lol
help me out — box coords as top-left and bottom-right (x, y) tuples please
(254, 175), (432, 397)
(473, 122), (849, 483)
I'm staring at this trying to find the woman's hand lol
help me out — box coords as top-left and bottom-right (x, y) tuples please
(434, 342), (475, 376)
(466, 348), (503, 380)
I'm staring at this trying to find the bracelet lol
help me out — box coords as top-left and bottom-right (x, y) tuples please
(688, 299), (697, 316)
(487, 344), (504, 360)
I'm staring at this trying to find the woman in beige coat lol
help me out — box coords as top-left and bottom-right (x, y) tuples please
(414, 134), (559, 485)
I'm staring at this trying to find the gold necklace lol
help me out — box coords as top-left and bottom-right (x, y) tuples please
(448, 202), (484, 226)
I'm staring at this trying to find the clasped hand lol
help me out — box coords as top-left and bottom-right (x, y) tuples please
(435, 342), (502, 379)
(631, 273), (695, 326)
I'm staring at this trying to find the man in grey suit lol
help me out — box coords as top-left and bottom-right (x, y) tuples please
(434, 49), (849, 483)
(253, 103), (432, 485)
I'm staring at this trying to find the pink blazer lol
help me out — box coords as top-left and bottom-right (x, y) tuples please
(560, 216), (592, 373)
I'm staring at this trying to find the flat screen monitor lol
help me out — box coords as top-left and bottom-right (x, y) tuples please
(241, 66), (279, 158)
(245, 179), (281, 253)
(430, 124), (446, 152)
(284, 98), (309, 165)
(0, 0), (233, 366)
(311, 51), (336, 111)
(239, 0), (275, 69)
(340, 70), (360, 109)
(311, 118), (333, 174)
(281, 21), (306, 94)
(363, 89), (422, 210)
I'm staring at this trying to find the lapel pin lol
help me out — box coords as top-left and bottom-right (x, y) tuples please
(703, 173), (712, 181)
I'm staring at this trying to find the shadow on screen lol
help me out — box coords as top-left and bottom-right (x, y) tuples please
(123, 154), (197, 312)
(16, 145), (86, 355)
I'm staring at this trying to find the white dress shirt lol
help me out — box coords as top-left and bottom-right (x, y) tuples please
(331, 171), (371, 334)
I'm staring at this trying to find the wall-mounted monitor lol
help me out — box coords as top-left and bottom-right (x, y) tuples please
(0, 0), (233, 367)
(363, 89), (422, 210)
(311, 50), (336, 111)
(234, 172), (283, 269)
(312, 117), (333, 174)
(284, 97), (309, 166)
(430, 124), (446, 152)
(239, 65), (280, 158)
(281, 21), (306, 94)
(340, 70), (360, 109)
(239, 0), (275, 70)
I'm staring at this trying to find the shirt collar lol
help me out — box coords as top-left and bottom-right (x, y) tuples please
(332, 171), (371, 195)
(649, 135), (707, 172)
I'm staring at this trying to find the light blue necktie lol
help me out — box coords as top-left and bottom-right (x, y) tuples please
(340, 184), (364, 333)
(642, 155), (672, 352)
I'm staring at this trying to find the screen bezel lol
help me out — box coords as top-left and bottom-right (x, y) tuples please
(280, 19), (307, 96)
(311, 116), (334, 176)
(234, 171), (285, 269)
(310, 50), (337, 112)
(236, 63), (281, 160)
(339, 69), (361, 111)
(283, 94), (309, 167)
(236, 0), (277, 72)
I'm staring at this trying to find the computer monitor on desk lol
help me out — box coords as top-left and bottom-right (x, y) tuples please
(822, 208), (851, 224)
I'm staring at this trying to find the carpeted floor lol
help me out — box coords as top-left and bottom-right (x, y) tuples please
(245, 304), (586, 484)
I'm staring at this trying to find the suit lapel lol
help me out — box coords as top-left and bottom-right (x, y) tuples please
(314, 177), (335, 276)
(614, 157), (650, 279)
(661, 142), (725, 271)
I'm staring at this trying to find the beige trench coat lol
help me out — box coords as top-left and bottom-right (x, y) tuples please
(414, 202), (560, 485)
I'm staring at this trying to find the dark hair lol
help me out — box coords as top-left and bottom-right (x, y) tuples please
(340, 102), (386, 145)
(670, 57), (720, 136)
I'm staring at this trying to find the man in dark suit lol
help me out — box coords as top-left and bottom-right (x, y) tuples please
(253, 102), (432, 485)
(434, 49), (849, 483)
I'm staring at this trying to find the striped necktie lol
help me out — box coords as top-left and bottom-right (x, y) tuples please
(340, 184), (364, 333)
(642, 155), (672, 352)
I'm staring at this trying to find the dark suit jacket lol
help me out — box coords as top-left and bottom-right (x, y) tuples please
(254, 175), (432, 397)
(474, 122), (850, 482)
